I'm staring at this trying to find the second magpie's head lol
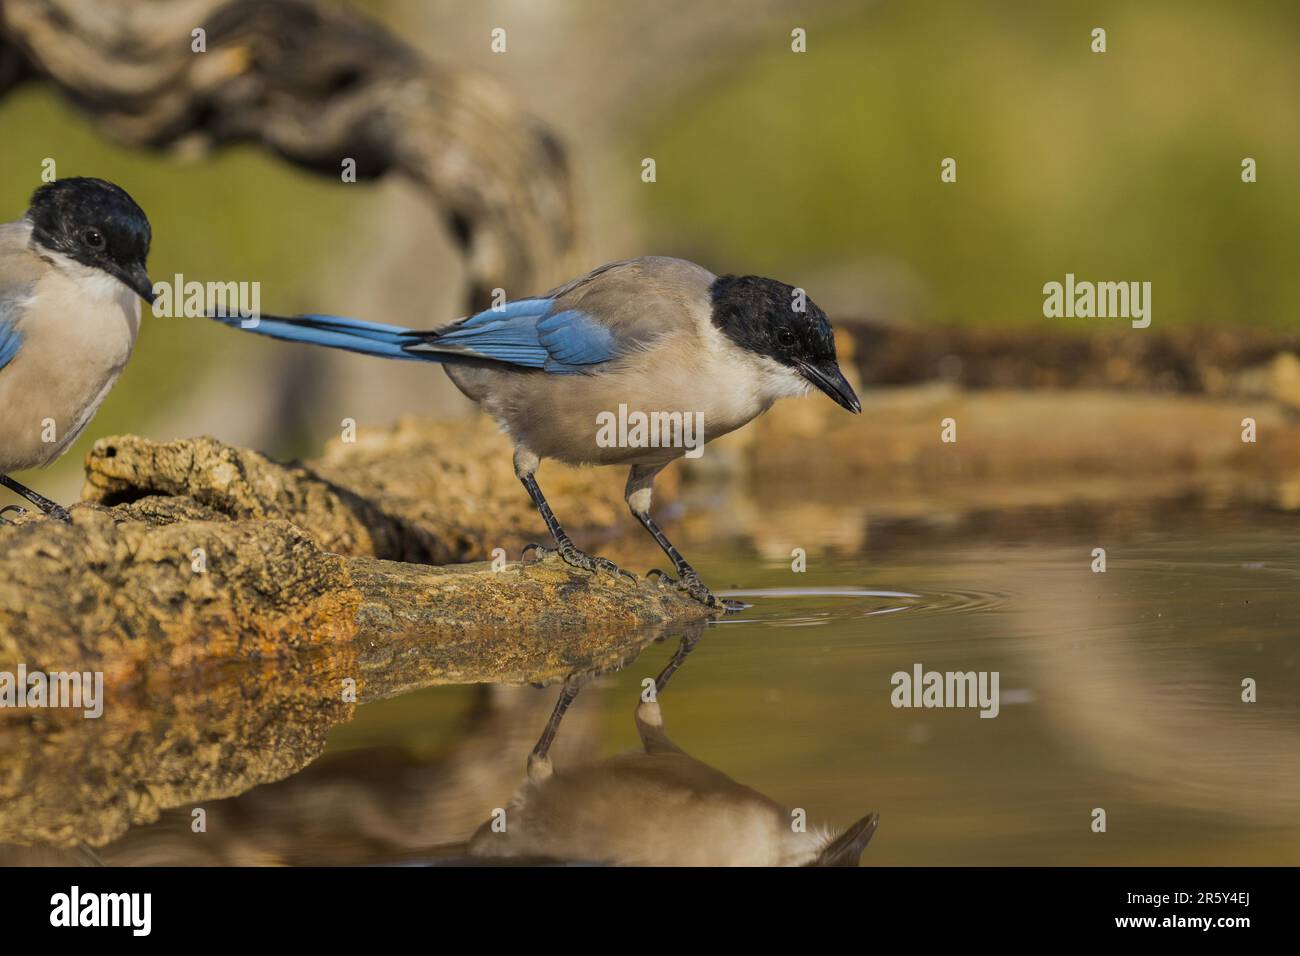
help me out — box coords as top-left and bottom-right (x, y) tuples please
(709, 274), (861, 413)
(26, 177), (156, 303)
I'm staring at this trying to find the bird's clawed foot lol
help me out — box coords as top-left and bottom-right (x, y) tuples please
(521, 540), (637, 583)
(680, 571), (747, 612)
(648, 567), (745, 612)
(46, 504), (72, 523)
(0, 503), (70, 524)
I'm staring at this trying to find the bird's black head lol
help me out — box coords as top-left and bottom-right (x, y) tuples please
(709, 274), (861, 413)
(26, 177), (156, 303)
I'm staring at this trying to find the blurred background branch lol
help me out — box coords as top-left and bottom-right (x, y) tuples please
(0, 0), (576, 308)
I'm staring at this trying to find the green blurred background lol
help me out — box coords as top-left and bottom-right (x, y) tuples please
(637, 0), (1300, 328)
(2, 0), (1297, 489)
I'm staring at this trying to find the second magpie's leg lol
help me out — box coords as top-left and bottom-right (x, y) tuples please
(514, 447), (634, 581)
(0, 475), (71, 523)
(625, 465), (744, 611)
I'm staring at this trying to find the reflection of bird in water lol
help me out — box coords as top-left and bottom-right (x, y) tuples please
(468, 633), (879, 866)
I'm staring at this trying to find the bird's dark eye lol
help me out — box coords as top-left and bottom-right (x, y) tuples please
(81, 229), (106, 250)
(776, 327), (797, 348)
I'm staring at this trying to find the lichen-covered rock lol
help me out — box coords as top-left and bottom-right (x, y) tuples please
(0, 420), (709, 691)
(0, 509), (358, 687)
(82, 417), (677, 564)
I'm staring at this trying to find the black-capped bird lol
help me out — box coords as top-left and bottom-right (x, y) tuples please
(210, 256), (860, 606)
(0, 178), (155, 523)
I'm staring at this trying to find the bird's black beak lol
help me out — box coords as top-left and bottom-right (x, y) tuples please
(798, 360), (861, 413)
(120, 261), (157, 305)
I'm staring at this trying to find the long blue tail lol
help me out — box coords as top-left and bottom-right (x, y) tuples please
(209, 312), (436, 362)
(210, 298), (616, 373)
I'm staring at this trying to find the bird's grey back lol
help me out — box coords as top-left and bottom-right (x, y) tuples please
(442, 256), (770, 465)
(542, 256), (717, 345)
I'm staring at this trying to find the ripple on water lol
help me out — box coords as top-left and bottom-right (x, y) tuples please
(714, 585), (1010, 627)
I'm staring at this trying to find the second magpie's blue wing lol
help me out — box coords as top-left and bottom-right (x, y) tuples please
(0, 317), (23, 373)
(0, 222), (38, 374)
(0, 289), (29, 374)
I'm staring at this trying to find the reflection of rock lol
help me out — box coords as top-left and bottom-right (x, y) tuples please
(91, 684), (608, 866)
(0, 655), (354, 849)
(0, 620), (667, 851)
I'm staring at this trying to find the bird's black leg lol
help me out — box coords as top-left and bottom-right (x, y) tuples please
(0, 475), (71, 523)
(531, 679), (581, 764)
(625, 465), (744, 611)
(527, 676), (584, 782)
(634, 627), (706, 755)
(515, 451), (634, 582)
(653, 626), (703, 696)
(635, 510), (744, 611)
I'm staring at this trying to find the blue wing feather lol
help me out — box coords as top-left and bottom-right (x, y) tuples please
(536, 310), (618, 367)
(0, 318), (24, 372)
(405, 298), (622, 372)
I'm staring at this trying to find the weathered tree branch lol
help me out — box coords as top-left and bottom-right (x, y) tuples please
(80, 416), (676, 564)
(1, 0), (576, 307)
(0, 420), (709, 692)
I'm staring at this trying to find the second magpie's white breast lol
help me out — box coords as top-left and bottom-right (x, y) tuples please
(0, 243), (142, 471)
